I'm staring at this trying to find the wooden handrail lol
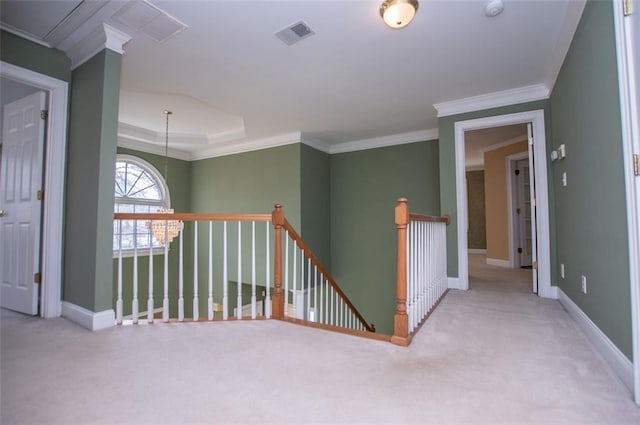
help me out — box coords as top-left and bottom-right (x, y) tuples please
(114, 212), (272, 222)
(281, 218), (375, 333)
(409, 213), (451, 225)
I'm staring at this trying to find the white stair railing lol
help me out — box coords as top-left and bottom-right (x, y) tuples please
(392, 198), (450, 346)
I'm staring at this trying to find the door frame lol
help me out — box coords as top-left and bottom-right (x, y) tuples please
(506, 152), (530, 269)
(454, 109), (553, 298)
(1, 61), (68, 318)
(613, 0), (640, 405)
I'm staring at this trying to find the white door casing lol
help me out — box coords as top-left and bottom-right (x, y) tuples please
(454, 110), (552, 298)
(515, 158), (533, 268)
(613, 0), (640, 406)
(0, 61), (69, 319)
(1, 91), (46, 315)
(526, 123), (538, 294)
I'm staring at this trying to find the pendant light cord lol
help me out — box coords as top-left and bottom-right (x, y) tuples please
(164, 110), (172, 185)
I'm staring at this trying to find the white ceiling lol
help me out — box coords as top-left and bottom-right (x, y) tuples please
(0, 0), (585, 160)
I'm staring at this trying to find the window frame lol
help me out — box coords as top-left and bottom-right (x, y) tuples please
(113, 154), (172, 258)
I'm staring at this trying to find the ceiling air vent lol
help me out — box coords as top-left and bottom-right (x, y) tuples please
(112, 0), (187, 43)
(275, 21), (315, 46)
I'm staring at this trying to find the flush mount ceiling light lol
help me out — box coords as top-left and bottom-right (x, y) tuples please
(380, 0), (419, 29)
(484, 0), (504, 18)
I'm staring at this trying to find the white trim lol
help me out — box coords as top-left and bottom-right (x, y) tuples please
(1, 61), (68, 319)
(301, 133), (331, 154)
(67, 23), (132, 70)
(506, 151), (530, 269)
(61, 302), (115, 331)
(549, 285), (559, 300)
(486, 258), (511, 268)
(481, 134), (528, 154)
(190, 132), (302, 161)
(447, 277), (462, 290)
(118, 137), (192, 161)
(467, 249), (486, 255)
(0, 24), (53, 48)
(454, 110), (553, 299)
(434, 84), (550, 118)
(330, 128), (439, 154)
(556, 288), (634, 392)
(545, 0), (587, 92)
(465, 165), (484, 172)
(613, 0), (640, 405)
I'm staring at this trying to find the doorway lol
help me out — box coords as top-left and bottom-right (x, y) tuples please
(454, 110), (552, 298)
(0, 61), (69, 318)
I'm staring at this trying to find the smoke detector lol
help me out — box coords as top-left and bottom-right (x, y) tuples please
(275, 21), (315, 46)
(484, 0), (504, 18)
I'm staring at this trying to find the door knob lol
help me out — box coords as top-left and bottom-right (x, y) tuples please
(0, 210), (4, 217)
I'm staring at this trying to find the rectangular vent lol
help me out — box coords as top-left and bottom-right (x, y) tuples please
(275, 20), (315, 46)
(112, 0), (187, 43)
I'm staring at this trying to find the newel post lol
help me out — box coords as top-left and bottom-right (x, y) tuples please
(271, 204), (285, 320)
(391, 197), (411, 346)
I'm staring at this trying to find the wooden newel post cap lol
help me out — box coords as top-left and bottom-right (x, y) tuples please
(395, 197), (409, 226)
(272, 204), (285, 225)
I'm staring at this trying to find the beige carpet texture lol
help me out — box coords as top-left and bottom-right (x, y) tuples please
(2, 255), (639, 424)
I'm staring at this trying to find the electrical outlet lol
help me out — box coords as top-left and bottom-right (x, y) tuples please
(560, 263), (565, 279)
(581, 275), (587, 294)
(562, 172), (567, 187)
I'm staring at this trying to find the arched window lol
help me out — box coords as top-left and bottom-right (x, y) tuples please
(113, 155), (170, 253)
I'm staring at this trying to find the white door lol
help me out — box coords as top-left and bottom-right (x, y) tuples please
(0, 91), (47, 315)
(516, 158), (533, 267)
(526, 123), (538, 294)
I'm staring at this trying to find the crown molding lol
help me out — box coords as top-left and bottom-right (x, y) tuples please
(433, 84), (550, 118)
(117, 137), (192, 161)
(189, 132), (302, 161)
(300, 133), (331, 154)
(67, 23), (132, 70)
(330, 128), (439, 154)
(0, 24), (53, 48)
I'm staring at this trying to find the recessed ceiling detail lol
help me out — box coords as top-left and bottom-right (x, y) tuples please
(275, 20), (315, 46)
(112, 0), (187, 43)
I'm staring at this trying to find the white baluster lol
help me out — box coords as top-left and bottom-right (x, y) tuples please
(148, 237), (154, 323)
(324, 278), (329, 325)
(163, 223), (169, 322)
(116, 221), (123, 325)
(132, 220), (139, 324)
(284, 233), (289, 318)
(178, 227), (184, 321)
(330, 285), (334, 326)
(237, 221), (242, 320)
(193, 221), (199, 321)
(223, 221), (228, 320)
(265, 223), (271, 318)
(292, 240), (297, 319)
(208, 221), (214, 321)
(251, 221), (256, 319)
(306, 258), (311, 321)
(313, 265), (318, 322)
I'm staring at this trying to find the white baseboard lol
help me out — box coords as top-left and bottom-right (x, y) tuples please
(468, 249), (487, 254)
(62, 301), (115, 331)
(448, 276), (462, 290)
(556, 288), (633, 391)
(486, 258), (511, 268)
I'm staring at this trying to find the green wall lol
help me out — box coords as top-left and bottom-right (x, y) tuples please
(64, 50), (121, 312)
(550, 0), (631, 359)
(438, 100), (554, 278)
(301, 144), (331, 268)
(0, 30), (71, 82)
(191, 144), (301, 227)
(330, 141), (441, 335)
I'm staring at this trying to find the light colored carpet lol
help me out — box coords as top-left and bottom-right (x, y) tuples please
(2, 256), (639, 424)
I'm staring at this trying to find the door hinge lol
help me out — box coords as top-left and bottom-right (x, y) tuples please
(40, 110), (48, 120)
(623, 0), (632, 16)
(34, 272), (41, 284)
(516, 208), (521, 215)
(518, 247), (523, 254)
(533, 261), (538, 270)
(36, 190), (44, 201)
(515, 169), (520, 176)
(634, 154), (640, 176)
(531, 198), (536, 207)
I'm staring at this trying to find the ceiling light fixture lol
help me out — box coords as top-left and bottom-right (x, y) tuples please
(484, 0), (504, 18)
(380, 0), (419, 29)
(149, 110), (183, 244)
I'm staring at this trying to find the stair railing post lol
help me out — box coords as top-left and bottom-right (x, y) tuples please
(391, 197), (411, 346)
(272, 204), (285, 320)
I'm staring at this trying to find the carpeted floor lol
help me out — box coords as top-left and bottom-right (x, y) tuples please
(1, 255), (639, 424)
